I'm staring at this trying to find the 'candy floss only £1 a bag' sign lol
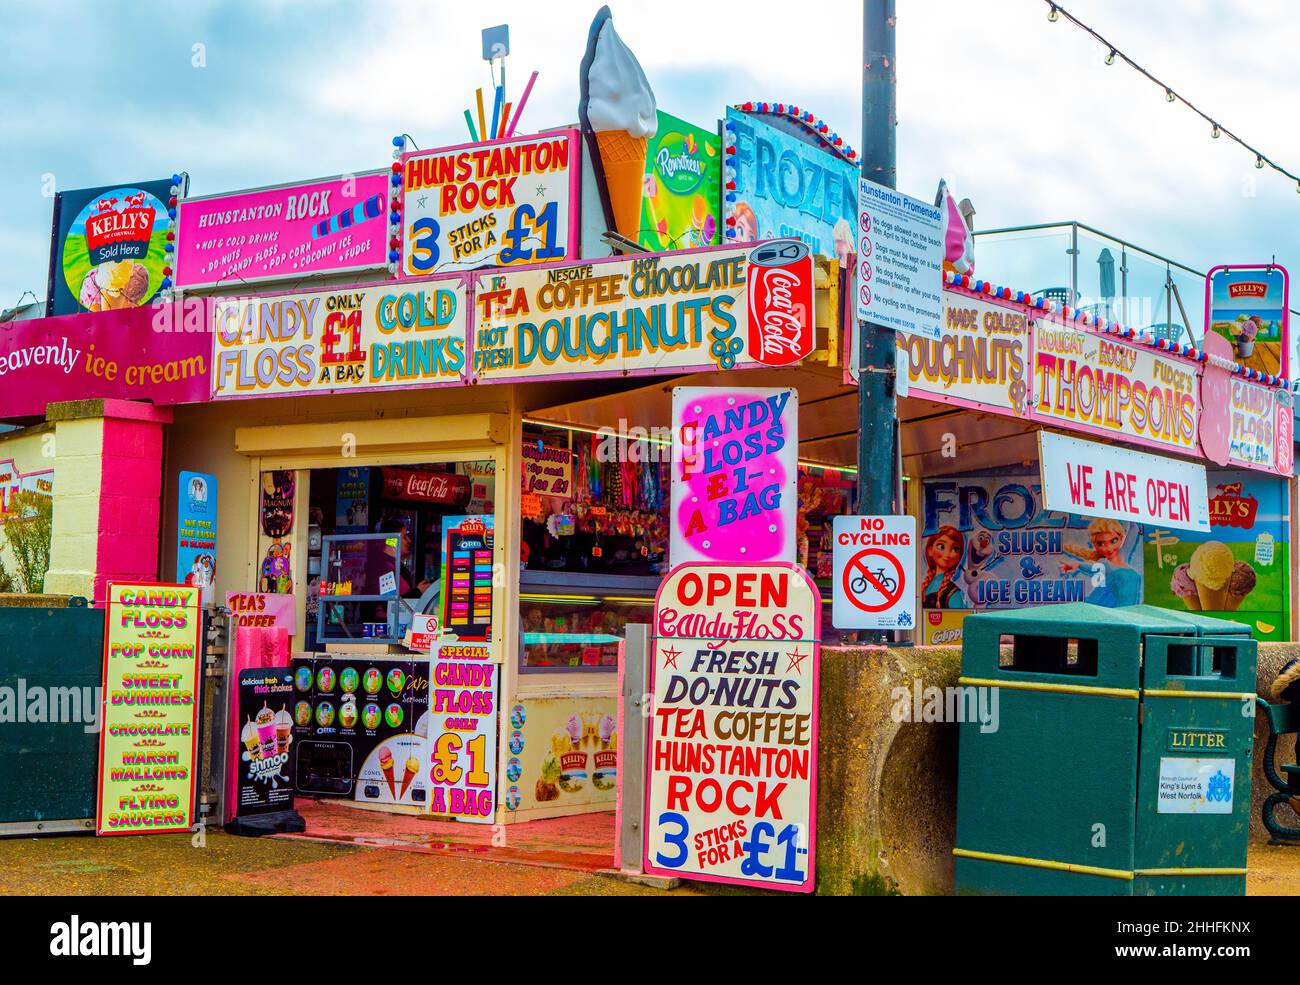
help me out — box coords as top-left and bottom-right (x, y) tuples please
(670, 387), (798, 565)
(644, 563), (820, 892)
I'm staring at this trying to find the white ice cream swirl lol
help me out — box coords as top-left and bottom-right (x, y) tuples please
(585, 18), (657, 138)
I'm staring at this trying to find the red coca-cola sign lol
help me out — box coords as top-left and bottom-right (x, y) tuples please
(746, 239), (814, 366)
(381, 468), (470, 506)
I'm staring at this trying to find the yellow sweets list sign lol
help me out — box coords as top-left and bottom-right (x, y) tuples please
(96, 583), (203, 836)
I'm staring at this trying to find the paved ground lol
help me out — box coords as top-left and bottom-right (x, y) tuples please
(0, 800), (1297, 895)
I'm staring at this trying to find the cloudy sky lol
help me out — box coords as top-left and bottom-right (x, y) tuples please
(3, 0), (1296, 312)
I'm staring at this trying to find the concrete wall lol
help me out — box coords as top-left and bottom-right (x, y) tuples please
(816, 640), (1300, 896)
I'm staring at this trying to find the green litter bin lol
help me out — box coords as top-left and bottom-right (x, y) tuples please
(954, 603), (1256, 896)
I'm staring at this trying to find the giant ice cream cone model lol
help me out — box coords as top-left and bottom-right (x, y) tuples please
(579, 6), (657, 241)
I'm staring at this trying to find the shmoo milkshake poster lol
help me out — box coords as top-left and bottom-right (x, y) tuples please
(670, 387), (798, 566)
(96, 583), (203, 836)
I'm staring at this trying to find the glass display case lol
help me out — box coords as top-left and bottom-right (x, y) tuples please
(518, 571), (657, 673)
(317, 531), (410, 645)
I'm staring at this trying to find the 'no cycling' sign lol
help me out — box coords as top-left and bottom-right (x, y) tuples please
(831, 515), (916, 630)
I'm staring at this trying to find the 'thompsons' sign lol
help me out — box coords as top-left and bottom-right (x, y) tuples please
(645, 562), (819, 892)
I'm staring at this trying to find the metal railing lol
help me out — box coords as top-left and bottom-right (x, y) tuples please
(973, 220), (1213, 347)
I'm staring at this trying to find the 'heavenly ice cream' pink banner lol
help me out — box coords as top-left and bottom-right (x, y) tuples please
(175, 172), (389, 289)
(0, 303), (210, 418)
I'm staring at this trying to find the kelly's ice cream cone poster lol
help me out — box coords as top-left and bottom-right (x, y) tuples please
(48, 176), (184, 316)
(96, 583), (203, 836)
(579, 6), (659, 244)
(670, 387), (798, 566)
(1145, 470), (1290, 640)
(399, 132), (578, 275)
(639, 111), (721, 251)
(424, 642), (498, 823)
(1205, 264), (1289, 380)
(644, 563), (820, 892)
(509, 695), (618, 814)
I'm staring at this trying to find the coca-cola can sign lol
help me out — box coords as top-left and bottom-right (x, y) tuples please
(746, 239), (815, 367)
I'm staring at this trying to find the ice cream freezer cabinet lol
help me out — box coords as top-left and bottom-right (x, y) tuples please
(954, 603), (1257, 896)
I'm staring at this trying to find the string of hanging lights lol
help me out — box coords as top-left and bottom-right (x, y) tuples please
(1043, 1), (1300, 192)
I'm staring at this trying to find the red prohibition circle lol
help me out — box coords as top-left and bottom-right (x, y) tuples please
(841, 548), (906, 613)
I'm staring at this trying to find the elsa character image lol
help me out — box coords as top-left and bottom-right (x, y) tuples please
(1060, 518), (1140, 607)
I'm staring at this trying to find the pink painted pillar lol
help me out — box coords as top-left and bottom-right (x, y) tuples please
(44, 399), (172, 606)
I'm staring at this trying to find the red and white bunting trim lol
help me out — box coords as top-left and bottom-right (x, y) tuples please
(731, 102), (858, 165)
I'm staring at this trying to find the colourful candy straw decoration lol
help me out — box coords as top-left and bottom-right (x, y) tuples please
(498, 102), (512, 139)
(490, 85), (504, 142)
(505, 70), (538, 137)
(310, 193), (385, 239)
(464, 109), (478, 141)
(475, 89), (487, 146)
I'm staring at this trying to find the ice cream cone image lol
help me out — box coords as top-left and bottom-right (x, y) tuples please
(377, 745), (396, 799)
(1189, 541), (1235, 611)
(579, 6), (657, 242)
(399, 755), (420, 799)
(565, 713), (583, 751)
(1225, 560), (1257, 611)
(1170, 563), (1200, 610)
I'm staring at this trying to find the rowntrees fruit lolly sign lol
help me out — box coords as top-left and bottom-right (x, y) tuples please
(175, 173), (390, 289)
(96, 583), (203, 836)
(670, 386), (798, 565)
(645, 563), (820, 892)
(399, 132), (580, 276)
(639, 110), (721, 252)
